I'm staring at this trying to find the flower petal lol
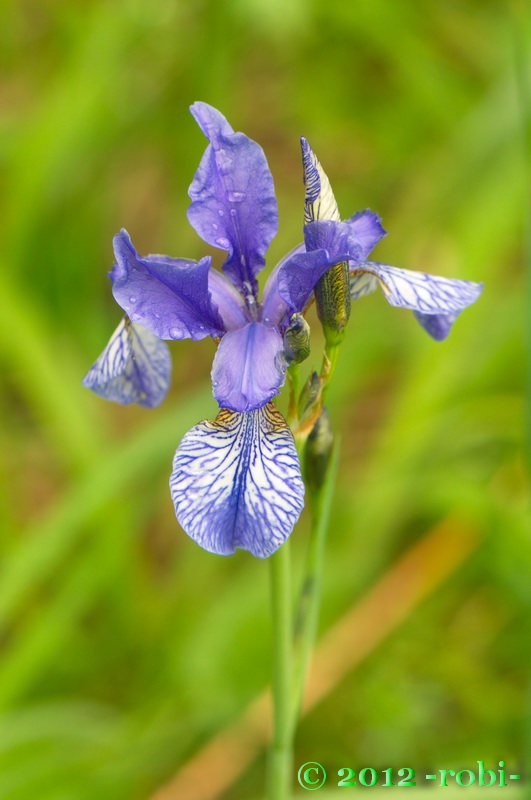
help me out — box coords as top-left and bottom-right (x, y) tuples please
(187, 102), (278, 297)
(82, 316), (171, 407)
(277, 249), (335, 314)
(261, 243), (306, 326)
(349, 272), (379, 301)
(111, 230), (225, 340)
(352, 261), (483, 315)
(211, 322), (286, 412)
(413, 311), (460, 341)
(304, 213), (386, 264)
(208, 269), (249, 331)
(170, 405), (304, 557)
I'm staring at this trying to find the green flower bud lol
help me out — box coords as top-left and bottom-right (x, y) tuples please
(314, 261), (351, 347)
(283, 313), (311, 365)
(301, 137), (351, 346)
(298, 370), (320, 418)
(303, 407), (334, 492)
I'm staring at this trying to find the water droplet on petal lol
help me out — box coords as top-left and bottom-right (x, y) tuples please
(170, 327), (182, 338)
(229, 208), (237, 217)
(228, 190), (246, 203)
(216, 237), (230, 249)
(217, 209), (224, 216)
(129, 296), (137, 303)
(212, 222), (218, 230)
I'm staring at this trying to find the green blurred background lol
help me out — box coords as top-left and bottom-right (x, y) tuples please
(0, 0), (529, 798)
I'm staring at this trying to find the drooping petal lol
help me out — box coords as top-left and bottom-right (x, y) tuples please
(187, 102), (278, 297)
(111, 230), (225, 340)
(170, 404), (304, 558)
(82, 316), (171, 407)
(351, 261), (483, 315)
(349, 272), (379, 300)
(211, 322), (286, 412)
(414, 311), (460, 341)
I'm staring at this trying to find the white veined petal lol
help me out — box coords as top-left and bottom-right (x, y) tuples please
(170, 404), (304, 558)
(349, 272), (379, 301)
(353, 261), (483, 314)
(82, 316), (171, 407)
(301, 137), (341, 224)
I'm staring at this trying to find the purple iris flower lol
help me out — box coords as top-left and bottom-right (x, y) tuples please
(83, 102), (482, 559)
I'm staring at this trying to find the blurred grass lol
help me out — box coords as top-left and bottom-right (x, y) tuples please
(0, 1), (529, 799)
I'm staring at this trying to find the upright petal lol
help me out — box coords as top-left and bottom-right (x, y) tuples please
(351, 261), (483, 315)
(208, 269), (249, 331)
(111, 230), (225, 340)
(277, 215), (385, 319)
(187, 102), (278, 297)
(261, 243), (306, 327)
(211, 322), (286, 412)
(170, 405), (304, 558)
(277, 249), (336, 314)
(82, 316), (171, 407)
(304, 213), (386, 263)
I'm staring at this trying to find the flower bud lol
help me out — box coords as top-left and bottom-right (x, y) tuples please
(303, 407), (334, 492)
(314, 262), (351, 346)
(283, 313), (311, 365)
(301, 137), (351, 346)
(298, 370), (320, 418)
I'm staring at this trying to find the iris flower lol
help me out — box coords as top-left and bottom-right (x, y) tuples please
(84, 102), (482, 558)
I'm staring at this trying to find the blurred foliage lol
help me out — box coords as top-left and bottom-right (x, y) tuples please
(0, 0), (529, 798)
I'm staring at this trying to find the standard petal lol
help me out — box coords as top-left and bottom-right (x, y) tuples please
(208, 269), (249, 331)
(261, 243), (306, 326)
(276, 249), (335, 314)
(304, 214), (386, 264)
(352, 261), (483, 315)
(211, 322), (286, 412)
(170, 405), (304, 558)
(82, 316), (171, 407)
(301, 136), (341, 224)
(111, 230), (225, 340)
(187, 102), (278, 297)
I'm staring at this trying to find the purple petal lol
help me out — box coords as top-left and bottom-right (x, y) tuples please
(211, 322), (286, 412)
(304, 213), (386, 264)
(111, 230), (225, 340)
(82, 316), (171, 407)
(208, 269), (249, 331)
(170, 405), (304, 558)
(261, 243), (306, 327)
(353, 261), (483, 314)
(414, 311), (460, 341)
(276, 249), (334, 314)
(187, 102), (278, 297)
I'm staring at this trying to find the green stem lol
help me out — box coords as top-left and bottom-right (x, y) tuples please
(267, 539), (293, 800)
(291, 443), (340, 721)
(322, 343), (341, 394)
(511, 0), (531, 470)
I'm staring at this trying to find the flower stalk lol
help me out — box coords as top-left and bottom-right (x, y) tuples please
(268, 540), (294, 800)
